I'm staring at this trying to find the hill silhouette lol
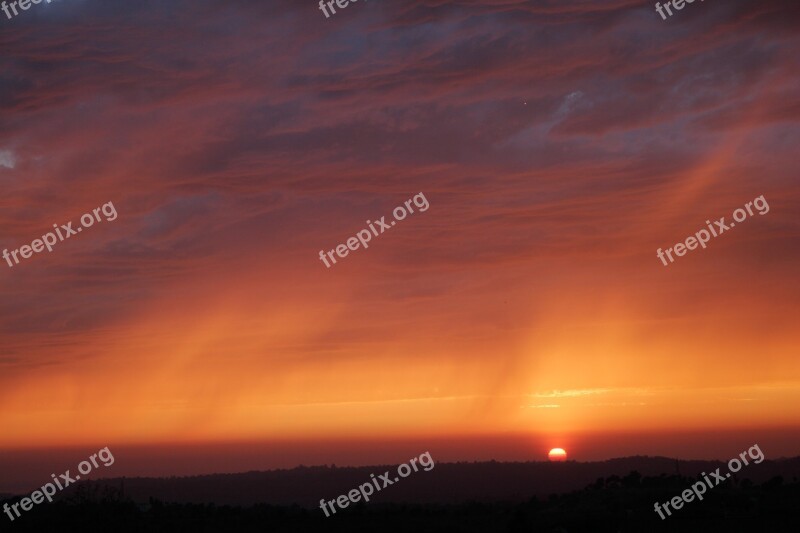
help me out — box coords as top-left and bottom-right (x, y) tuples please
(27, 455), (799, 507)
(2, 457), (799, 532)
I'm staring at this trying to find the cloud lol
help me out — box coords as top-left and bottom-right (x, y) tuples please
(0, 150), (15, 169)
(530, 388), (615, 398)
(0, 0), (797, 453)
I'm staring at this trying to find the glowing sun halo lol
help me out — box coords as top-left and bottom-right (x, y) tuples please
(548, 448), (567, 462)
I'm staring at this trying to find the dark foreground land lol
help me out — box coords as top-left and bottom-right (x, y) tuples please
(2, 472), (799, 532)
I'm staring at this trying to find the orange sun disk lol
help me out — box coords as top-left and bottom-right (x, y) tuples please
(548, 448), (567, 462)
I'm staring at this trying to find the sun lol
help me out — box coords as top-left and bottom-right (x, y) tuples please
(548, 448), (567, 462)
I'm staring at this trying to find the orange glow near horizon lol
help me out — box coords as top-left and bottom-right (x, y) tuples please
(1, 255), (799, 450)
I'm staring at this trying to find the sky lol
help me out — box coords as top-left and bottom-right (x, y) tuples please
(0, 0), (799, 491)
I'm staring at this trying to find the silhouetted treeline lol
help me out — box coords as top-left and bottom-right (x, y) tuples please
(9, 456), (798, 508)
(2, 471), (798, 532)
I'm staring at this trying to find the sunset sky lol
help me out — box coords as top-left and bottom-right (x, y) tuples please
(1, 0), (798, 491)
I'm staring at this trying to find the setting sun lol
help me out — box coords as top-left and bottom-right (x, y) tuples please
(548, 448), (567, 462)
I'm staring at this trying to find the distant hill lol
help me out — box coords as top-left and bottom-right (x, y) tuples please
(40, 456), (800, 507)
(4, 460), (799, 532)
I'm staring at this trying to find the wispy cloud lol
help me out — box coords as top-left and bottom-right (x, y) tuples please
(0, 150), (15, 169)
(0, 0), (797, 454)
(529, 388), (616, 398)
